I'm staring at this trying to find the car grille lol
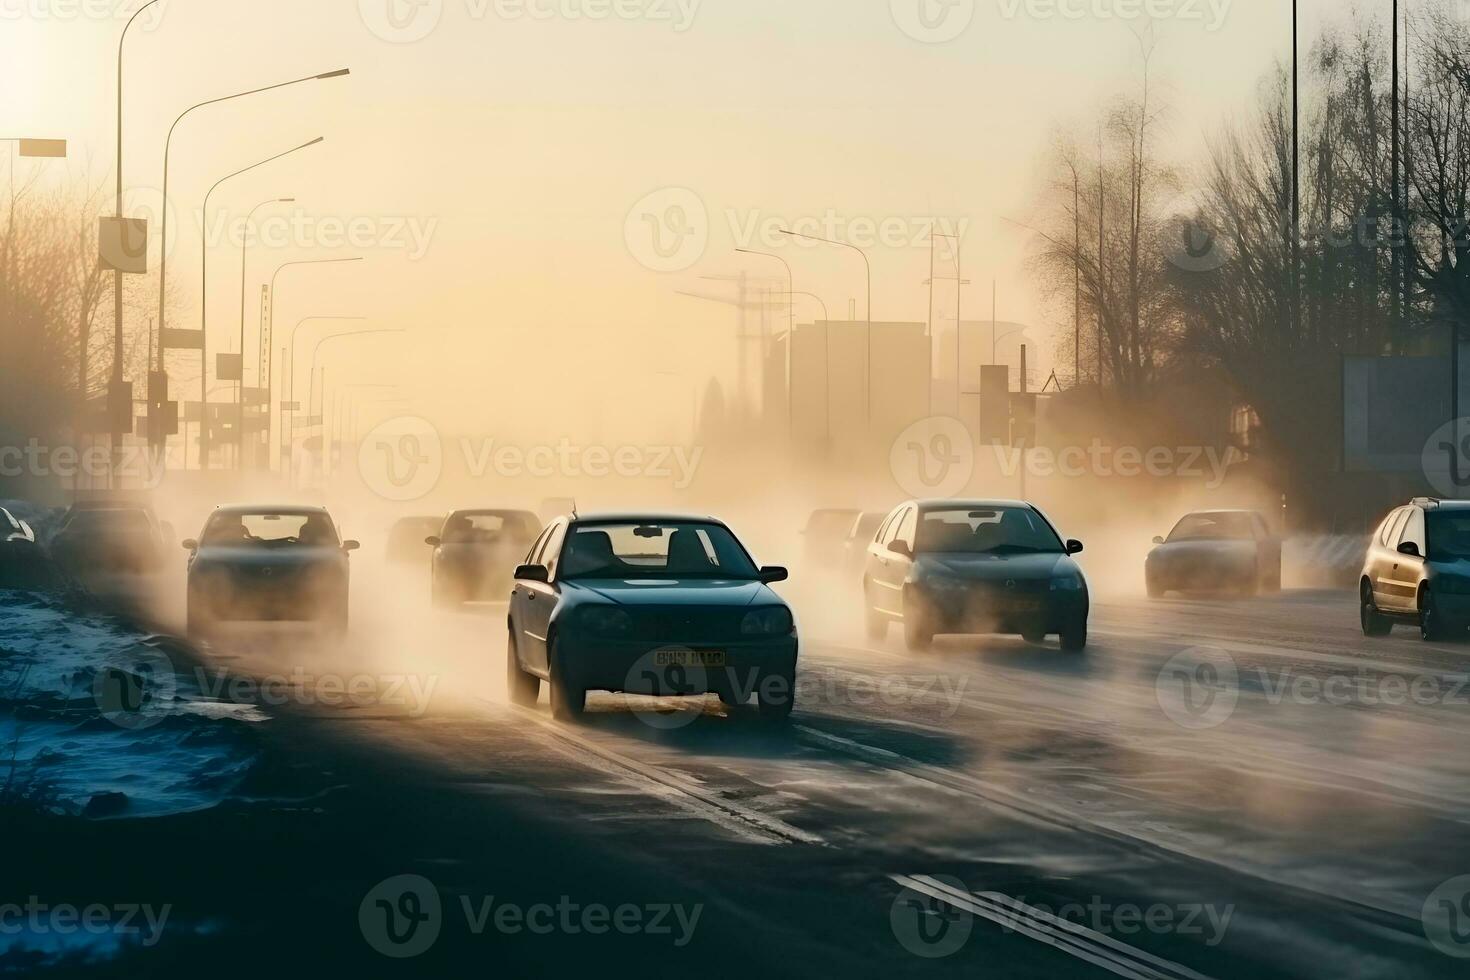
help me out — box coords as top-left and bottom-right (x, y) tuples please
(630, 609), (743, 642)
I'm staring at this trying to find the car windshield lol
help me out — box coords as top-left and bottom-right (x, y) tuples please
(1168, 513), (1255, 542)
(560, 522), (760, 580)
(441, 512), (539, 545)
(916, 507), (1065, 555)
(68, 509), (152, 535)
(1427, 512), (1470, 561)
(203, 512), (338, 548)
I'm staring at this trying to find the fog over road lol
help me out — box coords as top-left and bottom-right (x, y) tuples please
(152, 570), (1468, 979)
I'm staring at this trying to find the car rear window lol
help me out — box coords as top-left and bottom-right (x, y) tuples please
(916, 507), (1064, 555)
(203, 513), (338, 547)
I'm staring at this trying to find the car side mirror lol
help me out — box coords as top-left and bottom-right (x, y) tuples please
(759, 566), (789, 584)
(1398, 541), (1422, 558)
(1152, 536), (1165, 546)
(1067, 540), (1085, 555)
(343, 540), (360, 553)
(425, 536), (441, 548)
(889, 540), (913, 559)
(182, 539), (198, 552)
(515, 564), (550, 584)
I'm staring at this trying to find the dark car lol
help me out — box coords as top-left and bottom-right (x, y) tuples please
(800, 508), (861, 568)
(386, 516), (444, 565)
(428, 509), (542, 607)
(841, 511), (889, 577)
(1145, 510), (1281, 598)
(1360, 497), (1470, 640)
(506, 514), (796, 721)
(862, 500), (1089, 652)
(50, 505), (169, 576)
(184, 506), (359, 639)
(0, 506), (57, 590)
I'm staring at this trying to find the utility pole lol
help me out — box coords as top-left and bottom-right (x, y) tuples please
(1391, 0), (1401, 332)
(1097, 125), (1105, 388)
(1292, 0), (1302, 342)
(1074, 170), (1081, 388)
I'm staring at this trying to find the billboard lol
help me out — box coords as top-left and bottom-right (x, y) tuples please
(1343, 356), (1451, 473)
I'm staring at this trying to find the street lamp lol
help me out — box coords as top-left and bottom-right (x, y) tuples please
(196, 137), (324, 468)
(154, 67), (350, 370)
(110, 0), (162, 488)
(283, 316), (366, 475)
(233, 196), (295, 468)
(264, 257), (365, 426)
(735, 248), (794, 433)
(302, 329), (404, 487)
(779, 228), (872, 427)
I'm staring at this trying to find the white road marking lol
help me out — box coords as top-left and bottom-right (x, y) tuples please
(892, 875), (1217, 980)
(505, 703), (825, 847)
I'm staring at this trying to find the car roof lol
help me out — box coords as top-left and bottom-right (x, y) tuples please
(449, 509), (537, 518)
(570, 512), (724, 526)
(1414, 498), (1470, 511)
(212, 505), (333, 517)
(1180, 509), (1260, 517)
(913, 499), (1031, 511)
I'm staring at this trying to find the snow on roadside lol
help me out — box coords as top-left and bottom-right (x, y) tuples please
(0, 589), (261, 819)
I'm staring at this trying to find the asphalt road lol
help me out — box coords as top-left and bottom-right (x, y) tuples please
(91, 553), (1458, 980)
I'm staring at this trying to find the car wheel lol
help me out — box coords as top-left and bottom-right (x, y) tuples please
(903, 607), (934, 652)
(1421, 587), (1449, 642)
(1360, 582), (1392, 637)
(864, 603), (887, 641)
(548, 645), (585, 722)
(1059, 618), (1088, 652)
(756, 671), (795, 722)
(505, 630), (540, 707)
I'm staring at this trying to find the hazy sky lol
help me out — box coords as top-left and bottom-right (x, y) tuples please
(3, 0), (1374, 439)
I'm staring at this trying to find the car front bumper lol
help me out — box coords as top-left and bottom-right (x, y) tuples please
(556, 632), (799, 698)
(916, 586), (1088, 635)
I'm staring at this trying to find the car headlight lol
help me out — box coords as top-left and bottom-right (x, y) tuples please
(741, 607), (794, 636)
(1051, 574), (1085, 592)
(577, 606), (633, 636)
(1436, 576), (1470, 595)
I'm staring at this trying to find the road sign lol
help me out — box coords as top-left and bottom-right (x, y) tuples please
(19, 139), (66, 158)
(162, 329), (205, 351)
(216, 353), (243, 382)
(99, 216), (148, 274)
(242, 387), (269, 407)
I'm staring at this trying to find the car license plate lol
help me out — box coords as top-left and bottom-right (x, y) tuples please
(655, 650), (727, 668)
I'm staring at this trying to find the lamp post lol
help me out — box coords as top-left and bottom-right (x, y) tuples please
(196, 137), (324, 468)
(779, 228), (872, 428)
(234, 196), (295, 469)
(302, 329), (403, 487)
(735, 248), (794, 433)
(155, 68), (350, 373)
(109, 0), (162, 488)
(283, 316), (366, 478)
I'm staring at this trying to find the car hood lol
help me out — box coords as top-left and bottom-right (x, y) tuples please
(566, 579), (773, 608)
(195, 546), (344, 567)
(1150, 540), (1255, 561)
(917, 552), (1077, 582)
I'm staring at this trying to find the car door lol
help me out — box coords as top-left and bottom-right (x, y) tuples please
(510, 525), (553, 668)
(866, 505), (908, 617)
(1390, 508), (1428, 610)
(517, 520), (565, 675)
(1372, 508), (1412, 611)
